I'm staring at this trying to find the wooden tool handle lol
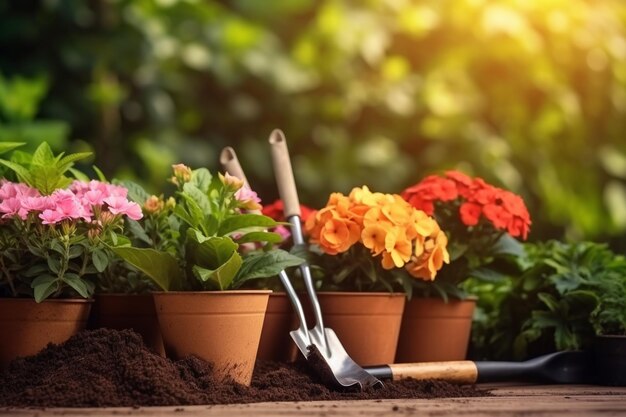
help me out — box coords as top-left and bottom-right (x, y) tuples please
(219, 146), (249, 187)
(388, 361), (478, 384)
(268, 129), (301, 218)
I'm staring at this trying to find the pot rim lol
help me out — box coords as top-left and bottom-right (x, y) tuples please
(0, 297), (93, 304)
(152, 290), (273, 296)
(314, 291), (406, 298)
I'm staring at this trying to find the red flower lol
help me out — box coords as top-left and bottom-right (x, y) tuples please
(401, 171), (531, 240)
(459, 202), (482, 226)
(262, 199), (315, 223)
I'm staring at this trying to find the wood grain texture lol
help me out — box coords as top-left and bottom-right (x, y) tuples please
(268, 129), (301, 219)
(389, 361), (478, 384)
(2, 385), (625, 417)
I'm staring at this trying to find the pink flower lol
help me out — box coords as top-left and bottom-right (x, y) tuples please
(274, 225), (291, 242)
(51, 189), (88, 221)
(20, 196), (51, 212)
(0, 197), (28, 220)
(83, 190), (105, 206)
(104, 196), (143, 220)
(39, 209), (66, 225)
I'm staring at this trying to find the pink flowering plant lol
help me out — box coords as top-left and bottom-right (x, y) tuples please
(114, 164), (303, 291)
(0, 143), (142, 302)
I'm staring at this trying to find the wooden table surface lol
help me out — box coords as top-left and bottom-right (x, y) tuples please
(1, 384), (625, 417)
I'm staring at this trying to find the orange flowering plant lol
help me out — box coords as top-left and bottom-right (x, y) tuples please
(401, 171), (531, 299)
(304, 186), (449, 294)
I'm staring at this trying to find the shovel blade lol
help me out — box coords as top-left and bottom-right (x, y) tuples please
(291, 327), (383, 390)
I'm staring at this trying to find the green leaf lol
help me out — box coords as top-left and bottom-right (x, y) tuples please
(183, 183), (212, 215)
(232, 249), (304, 287)
(47, 257), (61, 274)
(0, 142), (24, 155)
(57, 151), (92, 172)
(178, 193), (207, 230)
(63, 273), (92, 298)
(186, 232), (239, 269)
(191, 168), (212, 193)
(68, 167), (90, 182)
(126, 218), (153, 245)
(218, 214), (281, 236)
(30, 142), (56, 167)
(491, 234), (525, 257)
(537, 292), (559, 312)
(116, 179), (150, 204)
(0, 158), (31, 183)
(111, 246), (181, 291)
(192, 250), (242, 290)
(233, 231), (283, 244)
(92, 249), (109, 273)
(31, 275), (58, 302)
(470, 267), (509, 282)
(93, 165), (107, 182)
(68, 244), (84, 259)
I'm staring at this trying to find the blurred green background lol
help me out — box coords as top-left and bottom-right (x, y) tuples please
(1, 0), (625, 248)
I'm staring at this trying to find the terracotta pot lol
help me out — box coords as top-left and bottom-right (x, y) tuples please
(0, 298), (93, 368)
(592, 335), (626, 386)
(92, 293), (165, 356)
(314, 292), (406, 366)
(396, 297), (475, 363)
(153, 290), (270, 386)
(257, 292), (296, 362)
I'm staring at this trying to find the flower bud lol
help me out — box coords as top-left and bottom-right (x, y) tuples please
(219, 172), (244, 192)
(144, 195), (165, 214)
(171, 164), (192, 185)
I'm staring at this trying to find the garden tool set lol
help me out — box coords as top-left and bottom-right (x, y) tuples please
(222, 132), (592, 390)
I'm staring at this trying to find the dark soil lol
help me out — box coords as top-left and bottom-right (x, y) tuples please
(0, 329), (489, 407)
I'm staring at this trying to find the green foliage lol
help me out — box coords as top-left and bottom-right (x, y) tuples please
(467, 241), (626, 360)
(0, 142), (91, 195)
(2, 1), (626, 246)
(114, 166), (304, 291)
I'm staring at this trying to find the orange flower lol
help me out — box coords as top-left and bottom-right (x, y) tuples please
(317, 216), (360, 255)
(307, 186), (449, 280)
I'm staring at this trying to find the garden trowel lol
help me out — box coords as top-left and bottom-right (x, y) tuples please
(364, 351), (590, 384)
(268, 129), (383, 391)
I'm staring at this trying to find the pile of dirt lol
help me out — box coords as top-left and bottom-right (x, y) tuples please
(0, 329), (488, 407)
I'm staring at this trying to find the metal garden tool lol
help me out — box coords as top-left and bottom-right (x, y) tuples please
(365, 351), (590, 384)
(268, 129), (383, 390)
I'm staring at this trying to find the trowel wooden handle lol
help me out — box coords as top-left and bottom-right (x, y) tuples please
(268, 129), (301, 218)
(219, 146), (249, 187)
(365, 361), (478, 385)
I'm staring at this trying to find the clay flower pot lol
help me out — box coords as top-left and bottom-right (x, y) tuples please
(257, 292), (296, 362)
(0, 298), (93, 368)
(314, 292), (406, 366)
(153, 290), (270, 386)
(396, 297), (476, 362)
(91, 293), (165, 356)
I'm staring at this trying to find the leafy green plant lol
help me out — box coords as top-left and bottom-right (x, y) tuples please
(467, 241), (626, 360)
(113, 164), (303, 291)
(0, 142), (91, 195)
(0, 143), (142, 302)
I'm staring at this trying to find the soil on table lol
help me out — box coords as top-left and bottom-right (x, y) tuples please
(0, 329), (489, 407)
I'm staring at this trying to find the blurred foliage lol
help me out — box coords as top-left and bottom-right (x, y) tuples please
(1, 0), (626, 245)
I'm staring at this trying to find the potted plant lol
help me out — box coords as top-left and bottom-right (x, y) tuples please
(302, 185), (449, 366)
(398, 170), (531, 362)
(468, 240), (626, 385)
(0, 142), (142, 366)
(114, 164), (303, 385)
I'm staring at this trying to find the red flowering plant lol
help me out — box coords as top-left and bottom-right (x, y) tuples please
(401, 171), (531, 299)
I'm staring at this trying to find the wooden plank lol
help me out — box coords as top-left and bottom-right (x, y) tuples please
(1, 385), (625, 417)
